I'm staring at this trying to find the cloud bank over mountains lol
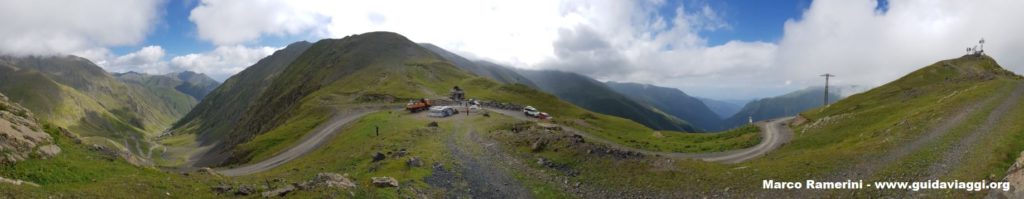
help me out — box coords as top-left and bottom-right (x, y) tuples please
(2, 0), (1023, 98)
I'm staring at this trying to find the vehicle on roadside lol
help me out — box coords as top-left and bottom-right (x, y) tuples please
(537, 112), (552, 120)
(469, 99), (480, 111)
(406, 98), (432, 112)
(523, 106), (540, 117)
(428, 106), (459, 117)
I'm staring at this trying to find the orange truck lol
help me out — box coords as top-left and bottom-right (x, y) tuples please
(406, 98), (432, 112)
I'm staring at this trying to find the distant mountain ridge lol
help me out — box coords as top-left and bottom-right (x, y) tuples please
(722, 86), (840, 128)
(423, 43), (695, 132)
(114, 71), (220, 101)
(516, 69), (696, 132)
(605, 82), (724, 131)
(697, 97), (744, 119)
(420, 43), (537, 87)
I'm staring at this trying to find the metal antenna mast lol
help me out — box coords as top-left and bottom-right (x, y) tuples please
(821, 73), (835, 106)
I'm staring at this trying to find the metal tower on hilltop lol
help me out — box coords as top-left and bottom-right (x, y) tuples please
(821, 73), (835, 106)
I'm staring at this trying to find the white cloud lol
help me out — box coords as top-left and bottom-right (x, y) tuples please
(774, 0), (1024, 89)
(77, 45), (277, 81)
(170, 45), (278, 80)
(0, 0), (161, 56)
(189, 0), (328, 45)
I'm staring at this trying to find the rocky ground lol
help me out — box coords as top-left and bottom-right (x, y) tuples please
(990, 151), (1024, 198)
(0, 92), (59, 164)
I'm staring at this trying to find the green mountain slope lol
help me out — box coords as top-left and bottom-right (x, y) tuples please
(420, 43), (537, 87)
(0, 56), (192, 138)
(170, 41), (313, 143)
(113, 71), (198, 112)
(605, 81), (723, 131)
(422, 44), (695, 132)
(174, 32), (695, 167)
(721, 86), (840, 129)
(774, 55), (1024, 197)
(170, 71), (220, 100)
(114, 71), (220, 101)
(517, 69), (695, 132)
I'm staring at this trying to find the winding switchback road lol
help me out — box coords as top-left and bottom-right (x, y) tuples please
(489, 109), (793, 163)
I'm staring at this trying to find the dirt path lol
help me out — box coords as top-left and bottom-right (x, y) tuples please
(922, 82), (1024, 180)
(443, 120), (533, 198)
(488, 109), (793, 163)
(217, 108), (381, 176)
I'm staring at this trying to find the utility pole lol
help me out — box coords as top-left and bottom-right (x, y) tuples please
(821, 73), (835, 106)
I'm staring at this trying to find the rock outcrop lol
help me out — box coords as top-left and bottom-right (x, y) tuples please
(992, 151), (1024, 198)
(0, 92), (59, 164)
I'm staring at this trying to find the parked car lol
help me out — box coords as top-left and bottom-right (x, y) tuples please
(428, 106), (459, 117)
(537, 112), (552, 120)
(469, 100), (481, 111)
(523, 106), (540, 117)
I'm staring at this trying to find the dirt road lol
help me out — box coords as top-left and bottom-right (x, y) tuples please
(217, 109), (380, 176)
(216, 106), (791, 176)
(488, 109), (793, 163)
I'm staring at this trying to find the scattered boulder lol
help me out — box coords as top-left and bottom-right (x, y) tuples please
(0, 176), (39, 187)
(372, 152), (386, 162)
(407, 156), (424, 167)
(35, 144), (61, 158)
(395, 148), (408, 157)
(211, 184), (233, 194)
(261, 184), (296, 197)
(198, 167), (221, 176)
(536, 158), (549, 166)
(531, 141), (546, 152)
(235, 185), (256, 196)
(372, 177), (399, 187)
(58, 127), (83, 144)
(308, 173), (356, 189)
(569, 134), (585, 144)
(427, 121), (439, 127)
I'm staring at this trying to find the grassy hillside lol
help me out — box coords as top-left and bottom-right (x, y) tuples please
(0, 124), (216, 198)
(606, 81), (723, 131)
(113, 72), (198, 113)
(170, 41), (313, 144)
(420, 43), (538, 87)
(517, 69), (696, 132)
(174, 32), (744, 168)
(168, 71), (220, 100)
(0, 56), (196, 163)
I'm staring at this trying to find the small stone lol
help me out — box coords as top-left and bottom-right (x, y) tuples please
(372, 152), (386, 162)
(260, 184), (295, 197)
(427, 122), (439, 127)
(407, 156), (424, 167)
(371, 177), (399, 187)
(35, 144), (61, 158)
(211, 184), (232, 194)
(235, 185), (256, 196)
(309, 173), (356, 189)
(396, 148), (408, 157)
(531, 141), (545, 152)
